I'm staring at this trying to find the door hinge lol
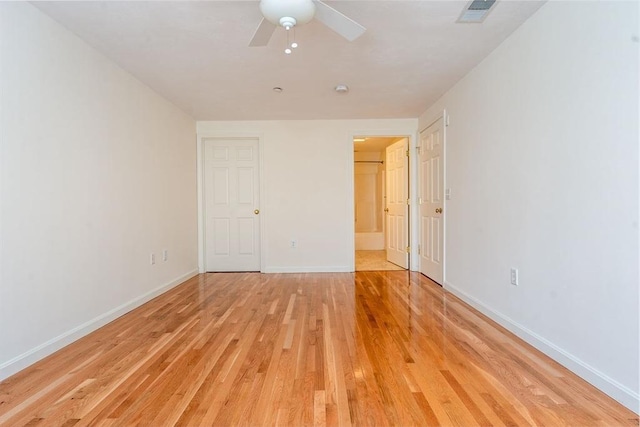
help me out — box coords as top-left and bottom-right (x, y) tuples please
(418, 245), (421, 255)
(406, 246), (411, 253)
(406, 149), (410, 157)
(416, 146), (421, 155)
(406, 198), (410, 205)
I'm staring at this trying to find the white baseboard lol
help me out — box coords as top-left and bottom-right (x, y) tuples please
(262, 266), (352, 273)
(444, 281), (639, 414)
(0, 269), (199, 382)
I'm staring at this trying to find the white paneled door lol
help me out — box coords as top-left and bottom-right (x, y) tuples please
(385, 138), (409, 269)
(204, 139), (260, 272)
(419, 118), (444, 284)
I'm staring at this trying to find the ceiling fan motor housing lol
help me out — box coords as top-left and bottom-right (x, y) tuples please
(259, 0), (316, 27)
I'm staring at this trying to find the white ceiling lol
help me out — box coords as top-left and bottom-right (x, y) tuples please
(33, 1), (545, 121)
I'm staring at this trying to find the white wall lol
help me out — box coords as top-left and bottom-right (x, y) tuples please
(419, 1), (639, 411)
(197, 119), (417, 272)
(0, 3), (198, 379)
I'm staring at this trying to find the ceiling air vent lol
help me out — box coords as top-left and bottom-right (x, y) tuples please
(457, 0), (496, 23)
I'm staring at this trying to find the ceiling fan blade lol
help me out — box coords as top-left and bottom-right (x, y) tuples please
(313, 0), (366, 41)
(249, 18), (277, 47)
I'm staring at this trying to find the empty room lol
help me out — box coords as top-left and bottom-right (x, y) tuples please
(0, 0), (638, 425)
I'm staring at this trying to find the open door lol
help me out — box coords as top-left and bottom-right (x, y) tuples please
(419, 118), (444, 284)
(385, 138), (409, 268)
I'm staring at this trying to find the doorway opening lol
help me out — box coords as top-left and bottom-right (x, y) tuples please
(354, 136), (410, 271)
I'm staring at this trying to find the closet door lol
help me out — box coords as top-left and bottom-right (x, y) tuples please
(204, 138), (260, 272)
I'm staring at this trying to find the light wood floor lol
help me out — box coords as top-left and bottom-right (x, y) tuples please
(0, 272), (636, 426)
(355, 250), (405, 271)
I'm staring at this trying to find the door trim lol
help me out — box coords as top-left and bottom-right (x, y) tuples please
(197, 132), (265, 273)
(347, 128), (419, 272)
(418, 111), (447, 284)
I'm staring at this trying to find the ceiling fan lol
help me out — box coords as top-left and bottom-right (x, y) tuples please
(249, 0), (366, 47)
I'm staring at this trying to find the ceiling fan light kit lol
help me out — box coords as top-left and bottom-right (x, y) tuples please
(249, 0), (366, 52)
(260, 0), (316, 27)
(278, 16), (298, 30)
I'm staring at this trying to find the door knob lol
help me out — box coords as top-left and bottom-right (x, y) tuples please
(254, 209), (260, 215)
(384, 208), (389, 213)
(435, 208), (442, 214)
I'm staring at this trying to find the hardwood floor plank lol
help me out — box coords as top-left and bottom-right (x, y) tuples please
(0, 272), (636, 426)
(0, 374), (71, 425)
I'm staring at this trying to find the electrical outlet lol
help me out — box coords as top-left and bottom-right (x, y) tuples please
(150, 253), (156, 265)
(510, 268), (519, 286)
(163, 249), (168, 262)
(290, 239), (297, 248)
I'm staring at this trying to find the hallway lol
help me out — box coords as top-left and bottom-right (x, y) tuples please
(355, 250), (405, 271)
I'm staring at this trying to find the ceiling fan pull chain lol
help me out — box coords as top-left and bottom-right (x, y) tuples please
(285, 27), (292, 54)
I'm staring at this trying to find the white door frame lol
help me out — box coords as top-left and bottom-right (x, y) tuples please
(418, 111), (447, 284)
(347, 128), (419, 272)
(197, 132), (266, 273)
